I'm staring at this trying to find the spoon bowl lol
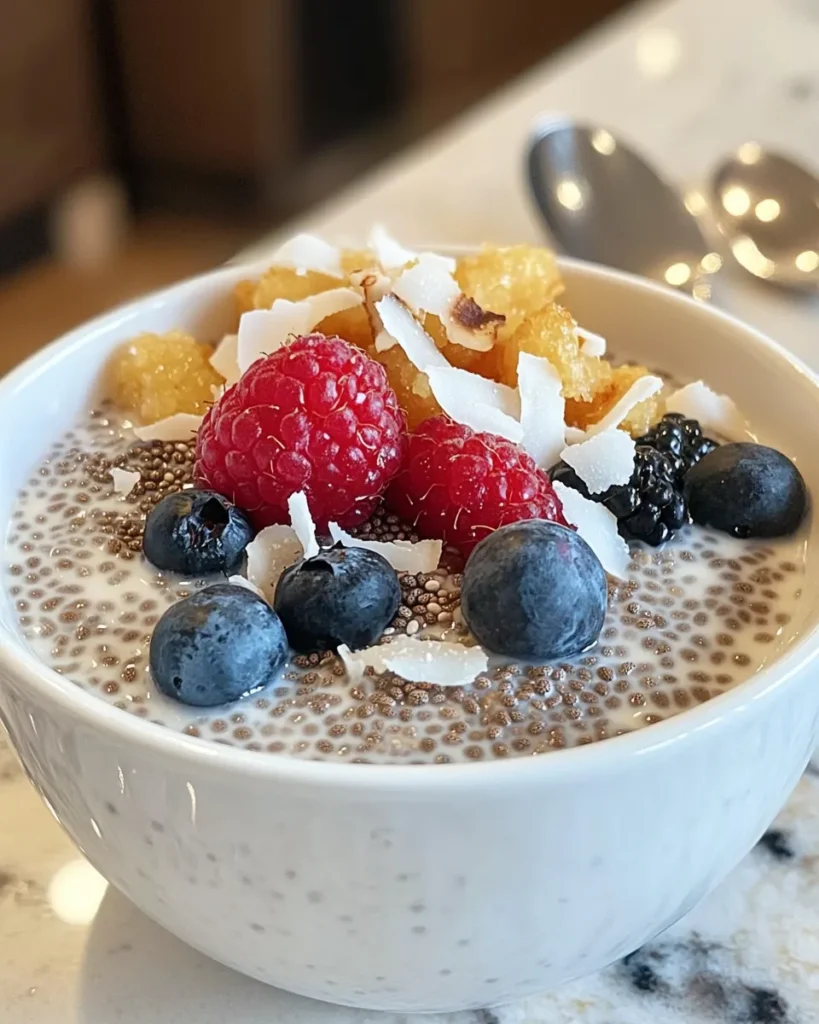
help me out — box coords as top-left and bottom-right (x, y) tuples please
(527, 116), (717, 296)
(711, 145), (819, 292)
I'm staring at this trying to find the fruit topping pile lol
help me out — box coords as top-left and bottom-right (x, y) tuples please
(102, 230), (809, 712)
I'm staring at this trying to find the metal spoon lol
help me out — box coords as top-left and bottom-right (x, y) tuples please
(710, 144), (819, 292)
(527, 116), (719, 297)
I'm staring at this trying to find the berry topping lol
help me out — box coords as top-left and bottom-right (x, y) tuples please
(385, 416), (568, 554)
(461, 520), (607, 660)
(149, 584), (289, 706)
(636, 412), (719, 481)
(142, 490), (254, 575)
(274, 546), (401, 653)
(195, 334), (407, 531)
(684, 443), (807, 538)
(551, 446), (687, 547)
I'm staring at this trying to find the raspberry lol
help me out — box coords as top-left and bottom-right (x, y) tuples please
(385, 416), (568, 554)
(195, 334), (406, 530)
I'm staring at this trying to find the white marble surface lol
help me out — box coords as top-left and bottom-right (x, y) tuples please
(4, 0), (819, 1020)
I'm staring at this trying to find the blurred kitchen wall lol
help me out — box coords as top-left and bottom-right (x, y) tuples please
(0, 0), (633, 278)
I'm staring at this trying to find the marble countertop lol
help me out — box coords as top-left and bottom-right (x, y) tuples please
(3, 0), (819, 1019)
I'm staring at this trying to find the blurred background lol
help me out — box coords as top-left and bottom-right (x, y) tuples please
(0, 0), (633, 374)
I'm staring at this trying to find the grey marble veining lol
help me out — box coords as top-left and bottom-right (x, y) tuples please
(3, 731), (819, 1022)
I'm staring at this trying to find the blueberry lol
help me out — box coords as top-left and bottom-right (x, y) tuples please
(149, 584), (288, 706)
(274, 547), (400, 653)
(684, 443), (807, 538)
(143, 490), (254, 575)
(461, 520), (607, 661)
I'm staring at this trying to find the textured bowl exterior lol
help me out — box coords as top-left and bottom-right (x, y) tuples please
(0, 259), (818, 1012)
(1, 658), (816, 1011)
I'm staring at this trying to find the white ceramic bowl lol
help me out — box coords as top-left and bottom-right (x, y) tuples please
(1, 259), (818, 1013)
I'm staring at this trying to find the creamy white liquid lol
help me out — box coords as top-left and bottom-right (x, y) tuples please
(4, 411), (808, 763)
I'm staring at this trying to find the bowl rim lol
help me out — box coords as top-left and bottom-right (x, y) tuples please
(1, 254), (817, 792)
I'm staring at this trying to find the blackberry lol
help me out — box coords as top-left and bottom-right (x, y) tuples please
(551, 446), (688, 547)
(636, 413), (718, 481)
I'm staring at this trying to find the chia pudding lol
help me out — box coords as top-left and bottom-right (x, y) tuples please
(3, 236), (810, 765)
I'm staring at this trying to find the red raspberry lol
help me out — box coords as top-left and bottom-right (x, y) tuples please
(385, 416), (568, 554)
(196, 334), (406, 530)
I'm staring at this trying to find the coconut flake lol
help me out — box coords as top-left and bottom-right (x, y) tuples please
(328, 522), (442, 573)
(287, 491), (319, 559)
(392, 253), (498, 352)
(666, 381), (750, 440)
(578, 327), (607, 357)
(133, 413), (203, 442)
(209, 333), (240, 387)
(110, 468), (140, 496)
(392, 253), (460, 314)
(228, 575), (267, 601)
(237, 288), (363, 373)
(381, 637), (488, 687)
(339, 637), (488, 687)
(585, 375), (664, 437)
(270, 233), (343, 278)
(308, 286), (364, 325)
(237, 304), (302, 371)
(426, 366), (523, 443)
(384, 637), (488, 687)
(245, 525), (303, 602)
(367, 225), (419, 273)
(337, 643), (389, 682)
(375, 294), (449, 371)
(564, 426), (587, 445)
(561, 429), (636, 494)
(517, 352), (565, 469)
(553, 480), (630, 580)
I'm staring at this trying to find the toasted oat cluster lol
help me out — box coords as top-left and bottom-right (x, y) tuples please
(105, 234), (664, 438)
(232, 242), (665, 435)
(107, 330), (223, 422)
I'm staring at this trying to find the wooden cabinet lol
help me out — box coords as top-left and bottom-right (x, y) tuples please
(0, 0), (102, 221)
(107, 0), (630, 213)
(403, 0), (628, 130)
(113, 0), (298, 180)
(0, 0), (632, 237)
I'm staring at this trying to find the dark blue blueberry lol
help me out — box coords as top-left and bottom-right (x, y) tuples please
(461, 520), (607, 661)
(684, 443), (807, 538)
(143, 490), (254, 575)
(149, 584), (288, 706)
(274, 546), (400, 653)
